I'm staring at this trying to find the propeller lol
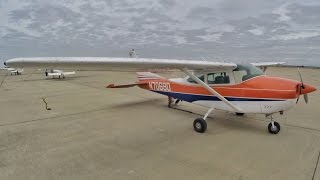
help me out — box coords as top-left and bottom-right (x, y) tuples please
(296, 68), (308, 104)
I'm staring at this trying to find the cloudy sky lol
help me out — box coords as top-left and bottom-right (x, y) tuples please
(1, 0), (320, 66)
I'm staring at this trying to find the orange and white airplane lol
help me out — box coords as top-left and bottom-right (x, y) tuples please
(4, 57), (317, 134)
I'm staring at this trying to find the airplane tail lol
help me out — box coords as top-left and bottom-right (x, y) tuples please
(137, 72), (165, 81)
(106, 72), (165, 89)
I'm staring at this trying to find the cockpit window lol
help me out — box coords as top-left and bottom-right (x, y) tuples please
(233, 64), (264, 83)
(207, 72), (230, 84)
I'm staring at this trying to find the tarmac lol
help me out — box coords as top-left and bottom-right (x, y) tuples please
(0, 67), (319, 180)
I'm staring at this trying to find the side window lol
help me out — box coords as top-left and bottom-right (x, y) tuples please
(207, 73), (215, 84)
(207, 72), (230, 84)
(233, 70), (247, 84)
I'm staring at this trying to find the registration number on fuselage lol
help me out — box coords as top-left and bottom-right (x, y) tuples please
(149, 82), (171, 91)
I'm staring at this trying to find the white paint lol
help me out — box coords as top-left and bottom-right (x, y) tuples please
(6, 57), (237, 72)
(193, 99), (296, 114)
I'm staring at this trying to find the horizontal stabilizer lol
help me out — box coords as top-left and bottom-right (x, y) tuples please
(137, 72), (165, 81)
(106, 83), (145, 88)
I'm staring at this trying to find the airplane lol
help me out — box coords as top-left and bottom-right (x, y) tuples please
(4, 57), (317, 134)
(0, 67), (24, 75)
(45, 69), (75, 79)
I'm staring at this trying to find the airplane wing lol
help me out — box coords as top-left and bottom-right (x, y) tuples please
(63, 71), (75, 75)
(5, 57), (237, 72)
(5, 57), (241, 112)
(48, 72), (62, 76)
(0, 67), (14, 71)
(251, 62), (285, 67)
(251, 62), (285, 72)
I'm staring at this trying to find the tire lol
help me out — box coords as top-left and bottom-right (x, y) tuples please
(268, 122), (281, 134)
(193, 118), (207, 133)
(236, 112), (245, 116)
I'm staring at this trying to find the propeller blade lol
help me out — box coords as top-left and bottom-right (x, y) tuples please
(296, 68), (309, 104)
(297, 68), (305, 89)
(304, 94), (308, 104)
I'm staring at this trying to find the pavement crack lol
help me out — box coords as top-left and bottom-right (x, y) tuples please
(0, 73), (8, 88)
(312, 151), (320, 180)
(41, 97), (52, 110)
(169, 106), (203, 116)
(0, 106), (111, 127)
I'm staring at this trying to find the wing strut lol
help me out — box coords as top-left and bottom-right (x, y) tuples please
(180, 68), (242, 112)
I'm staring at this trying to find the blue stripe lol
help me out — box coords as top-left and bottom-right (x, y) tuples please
(152, 91), (285, 102)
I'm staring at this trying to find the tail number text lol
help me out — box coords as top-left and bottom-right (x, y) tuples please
(149, 82), (171, 92)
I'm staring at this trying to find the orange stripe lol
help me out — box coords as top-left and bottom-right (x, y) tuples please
(139, 76), (300, 99)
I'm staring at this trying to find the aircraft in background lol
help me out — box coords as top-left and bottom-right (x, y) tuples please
(0, 67), (24, 75)
(45, 69), (75, 79)
(4, 57), (317, 134)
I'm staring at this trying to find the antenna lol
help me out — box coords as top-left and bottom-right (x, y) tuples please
(200, 57), (207, 61)
(133, 50), (138, 58)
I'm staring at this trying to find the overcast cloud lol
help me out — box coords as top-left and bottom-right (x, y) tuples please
(1, 0), (320, 66)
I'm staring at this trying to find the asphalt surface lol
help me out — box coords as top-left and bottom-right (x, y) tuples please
(0, 67), (319, 180)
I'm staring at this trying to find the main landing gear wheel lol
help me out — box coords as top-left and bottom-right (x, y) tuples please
(268, 121), (280, 134)
(193, 118), (207, 133)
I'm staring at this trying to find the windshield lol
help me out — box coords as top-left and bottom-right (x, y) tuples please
(233, 64), (264, 83)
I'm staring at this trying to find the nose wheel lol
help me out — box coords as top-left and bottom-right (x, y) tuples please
(268, 121), (280, 134)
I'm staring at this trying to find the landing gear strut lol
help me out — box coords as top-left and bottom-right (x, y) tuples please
(168, 96), (173, 107)
(168, 96), (182, 108)
(193, 107), (214, 133)
(267, 115), (281, 134)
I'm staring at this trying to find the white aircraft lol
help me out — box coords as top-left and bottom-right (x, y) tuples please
(45, 69), (75, 79)
(4, 57), (317, 134)
(0, 67), (24, 75)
